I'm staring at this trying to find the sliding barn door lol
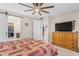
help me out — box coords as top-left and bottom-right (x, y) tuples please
(0, 13), (8, 42)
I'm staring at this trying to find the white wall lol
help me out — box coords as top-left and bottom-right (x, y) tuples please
(48, 10), (79, 48)
(0, 13), (8, 42)
(21, 17), (33, 39)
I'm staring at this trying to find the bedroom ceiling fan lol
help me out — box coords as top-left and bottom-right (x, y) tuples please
(19, 3), (55, 16)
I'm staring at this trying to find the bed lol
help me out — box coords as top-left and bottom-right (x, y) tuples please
(0, 38), (58, 56)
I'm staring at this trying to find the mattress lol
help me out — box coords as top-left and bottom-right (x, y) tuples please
(0, 38), (58, 56)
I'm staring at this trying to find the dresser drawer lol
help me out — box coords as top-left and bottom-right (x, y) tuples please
(52, 32), (78, 51)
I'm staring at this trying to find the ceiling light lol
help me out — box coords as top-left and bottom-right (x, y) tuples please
(35, 9), (39, 12)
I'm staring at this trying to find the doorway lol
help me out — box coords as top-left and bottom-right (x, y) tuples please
(8, 16), (21, 40)
(33, 20), (44, 40)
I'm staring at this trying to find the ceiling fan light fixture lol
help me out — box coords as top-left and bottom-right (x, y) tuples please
(19, 3), (54, 16)
(35, 8), (39, 12)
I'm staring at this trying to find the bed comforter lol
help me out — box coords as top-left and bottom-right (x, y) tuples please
(0, 38), (58, 56)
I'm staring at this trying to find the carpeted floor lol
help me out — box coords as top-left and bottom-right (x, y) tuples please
(53, 45), (79, 56)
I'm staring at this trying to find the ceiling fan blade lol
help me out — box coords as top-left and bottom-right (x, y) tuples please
(41, 10), (49, 14)
(33, 3), (37, 7)
(38, 12), (41, 16)
(33, 3), (39, 7)
(39, 3), (43, 7)
(19, 3), (33, 8)
(24, 9), (33, 12)
(32, 11), (36, 15)
(36, 3), (39, 7)
(41, 5), (54, 9)
(33, 3), (36, 7)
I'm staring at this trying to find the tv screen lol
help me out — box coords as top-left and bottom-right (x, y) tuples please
(55, 22), (72, 31)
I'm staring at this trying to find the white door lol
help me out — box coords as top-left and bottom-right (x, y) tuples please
(0, 14), (8, 42)
(33, 20), (43, 40)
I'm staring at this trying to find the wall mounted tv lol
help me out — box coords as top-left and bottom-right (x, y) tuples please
(55, 22), (73, 31)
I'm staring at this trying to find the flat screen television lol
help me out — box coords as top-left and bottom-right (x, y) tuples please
(55, 22), (73, 31)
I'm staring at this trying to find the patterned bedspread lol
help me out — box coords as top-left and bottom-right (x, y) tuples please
(0, 38), (58, 56)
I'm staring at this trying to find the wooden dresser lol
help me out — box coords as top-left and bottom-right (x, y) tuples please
(52, 32), (78, 51)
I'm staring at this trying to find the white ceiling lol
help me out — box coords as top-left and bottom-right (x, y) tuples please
(0, 3), (79, 18)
